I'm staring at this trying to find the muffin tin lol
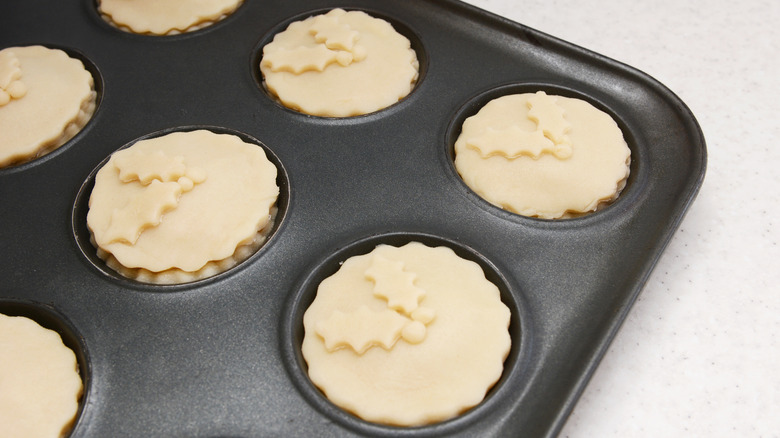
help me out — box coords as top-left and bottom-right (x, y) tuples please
(0, 0), (706, 437)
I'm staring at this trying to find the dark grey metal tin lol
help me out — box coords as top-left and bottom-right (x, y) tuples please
(0, 0), (706, 437)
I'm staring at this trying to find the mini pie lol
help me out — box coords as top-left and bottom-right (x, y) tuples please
(0, 313), (83, 438)
(302, 241), (511, 426)
(454, 91), (631, 219)
(98, 0), (244, 35)
(86, 129), (279, 284)
(260, 8), (419, 117)
(0, 45), (96, 168)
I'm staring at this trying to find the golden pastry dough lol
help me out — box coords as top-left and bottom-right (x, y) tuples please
(98, 0), (244, 35)
(260, 8), (419, 117)
(0, 313), (83, 438)
(454, 91), (631, 219)
(302, 242), (511, 426)
(0, 46), (95, 168)
(87, 130), (279, 284)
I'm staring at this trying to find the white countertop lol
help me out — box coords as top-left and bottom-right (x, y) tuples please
(460, 0), (779, 436)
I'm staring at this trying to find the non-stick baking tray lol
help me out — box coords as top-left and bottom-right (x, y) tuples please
(0, 0), (706, 436)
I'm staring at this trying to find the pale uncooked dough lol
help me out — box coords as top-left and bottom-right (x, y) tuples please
(0, 313), (83, 438)
(98, 0), (244, 35)
(87, 130), (279, 283)
(302, 242), (511, 426)
(454, 91), (631, 219)
(260, 8), (419, 117)
(0, 46), (95, 168)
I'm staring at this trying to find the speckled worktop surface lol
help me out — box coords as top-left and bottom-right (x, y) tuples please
(459, 0), (779, 436)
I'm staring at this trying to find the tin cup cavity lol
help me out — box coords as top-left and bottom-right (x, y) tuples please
(71, 125), (290, 289)
(444, 82), (641, 223)
(0, 299), (91, 436)
(251, 8), (428, 120)
(0, 44), (103, 173)
(280, 232), (527, 435)
(90, 0), (248, 37)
